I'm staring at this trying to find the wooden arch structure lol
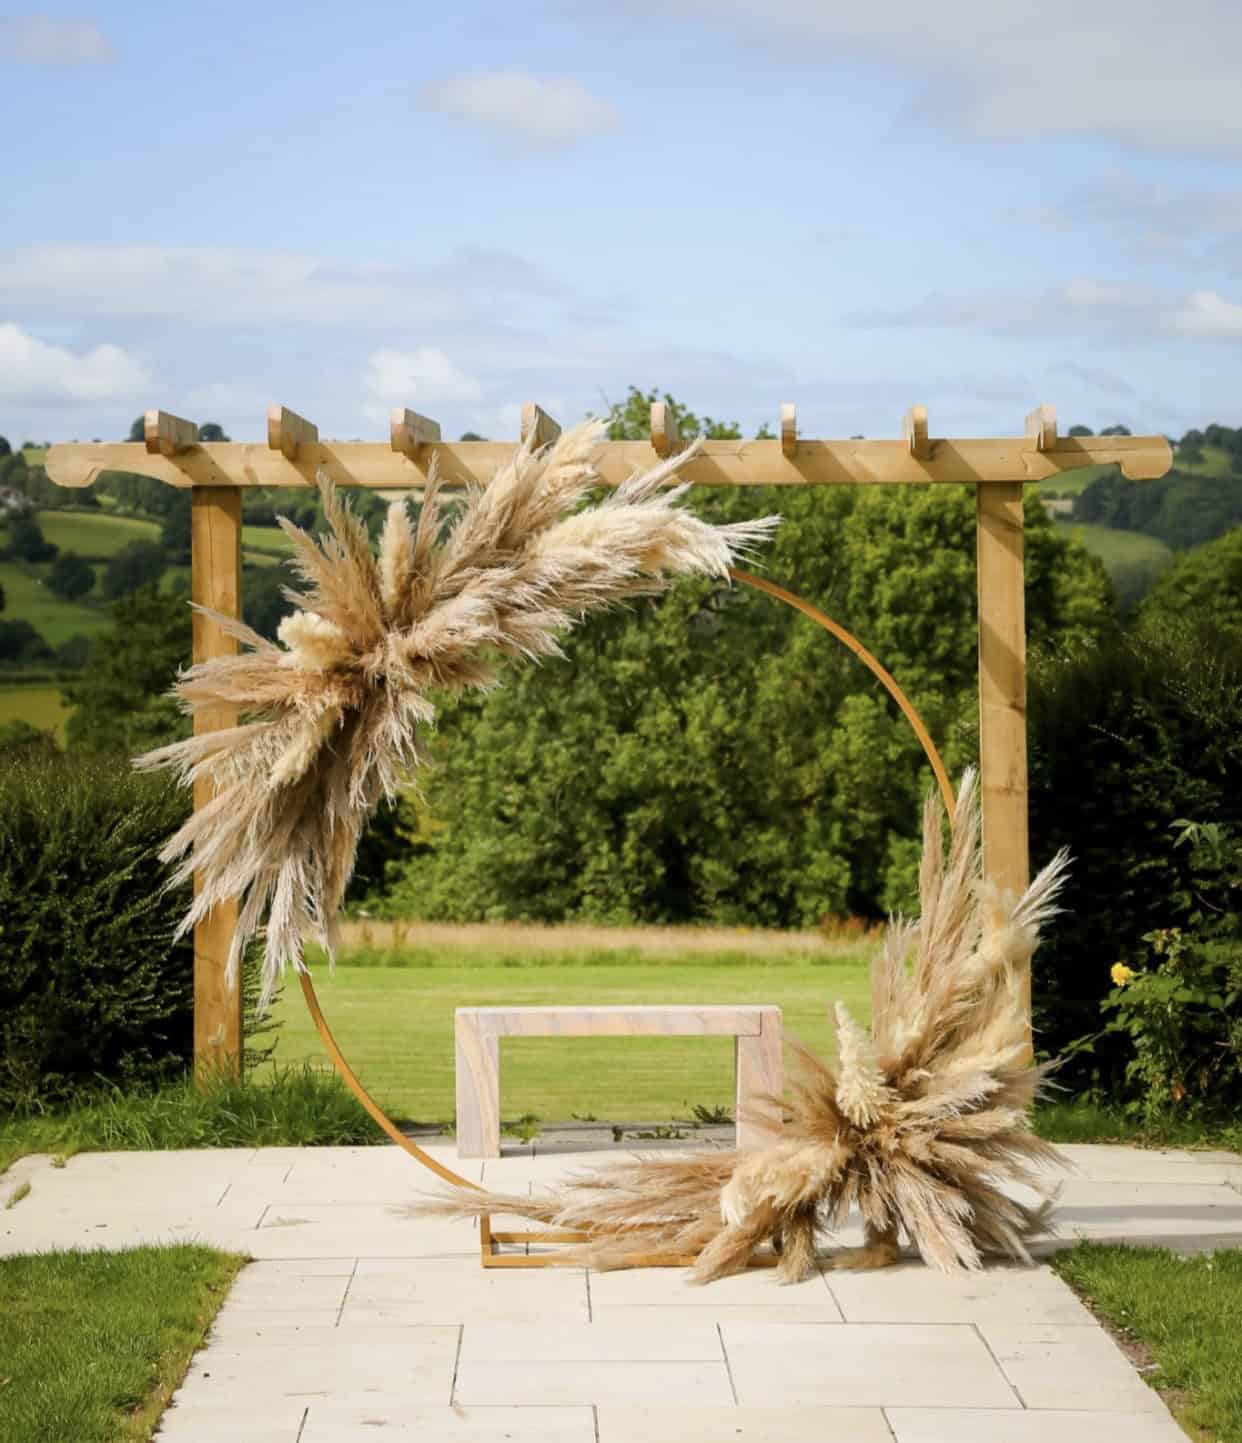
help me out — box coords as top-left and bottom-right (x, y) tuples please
(48, 402), (1172, 1074)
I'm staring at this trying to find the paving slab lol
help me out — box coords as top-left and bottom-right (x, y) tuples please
(825, 1260), (1095, 1325)
(299, 1401), (594, 1441)
(453, 1359), (736, 1407)
(722, 1321), (1020, 1408)
(597, 1404), (893, 1441)
(887, 1407), (1190, 1442)
(979, 1321), (1168, 1412)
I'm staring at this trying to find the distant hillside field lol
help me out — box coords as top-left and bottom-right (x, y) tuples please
(241, 523), (295, 556)
(1175, 444), (1233, 477)
(0, 561), (111, 645)
(1055, 520), (1174, 609)
(0, 684), (72, 740)
(1037, 462), (1117, 498)
(37, 510), (161, 559)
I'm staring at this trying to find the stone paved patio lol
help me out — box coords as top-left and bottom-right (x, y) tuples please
(4, 1141), (1242, 1441)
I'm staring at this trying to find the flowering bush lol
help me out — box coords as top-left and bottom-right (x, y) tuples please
(1102, 925), (1242, 1118)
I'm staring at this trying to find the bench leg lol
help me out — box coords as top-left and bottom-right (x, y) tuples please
(735, 1007), (783, 1151)
(455, 1011), (500, 1159)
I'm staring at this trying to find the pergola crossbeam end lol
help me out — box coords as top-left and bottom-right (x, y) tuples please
(390, 407), (442, 459)
(521, 403), (562, 450)
(1025, 403), (1057, 452)
(144, 409), (198, 457)
(267, 405), (319, 461)
(651, 400), (681, 458)
(903, 404), (930, 461)
(780, 402), (797, 458)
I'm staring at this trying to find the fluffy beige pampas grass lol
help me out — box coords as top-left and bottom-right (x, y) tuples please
(417, 770), (1070, 1278)
(135, 420), (777, 1005)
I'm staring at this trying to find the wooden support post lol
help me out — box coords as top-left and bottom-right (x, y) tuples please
(191, 487), (244, 1080)
(976, 480), (1031, 1035)
(780, 402), (797, 457)
(520, 402), (561, 450)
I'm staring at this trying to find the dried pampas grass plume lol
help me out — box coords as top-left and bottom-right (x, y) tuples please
(135, 419), (778, 1005)
(417, 771), (1071, 1278)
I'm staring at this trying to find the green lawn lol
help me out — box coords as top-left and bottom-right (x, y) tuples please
(0, 1245), (243, 1443)
(1053, 1242), (1242, 1441)
(36, 510), (160, 560)
(0, 684), (73, 739)
(258, 937), (875, 1126)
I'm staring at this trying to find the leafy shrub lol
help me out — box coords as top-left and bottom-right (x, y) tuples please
(1102, 923), (1241, 1120)
(0, 750), (276, 1110)
(0, 618), (53, 665)
(1029, 621), (1242, 1086)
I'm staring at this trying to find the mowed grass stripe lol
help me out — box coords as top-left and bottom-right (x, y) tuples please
(259, 942), (875, 1125)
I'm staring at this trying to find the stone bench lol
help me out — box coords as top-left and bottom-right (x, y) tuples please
(454, 1004), (783, 1158)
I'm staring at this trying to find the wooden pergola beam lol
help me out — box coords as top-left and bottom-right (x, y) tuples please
(45, 433), (1173, 492)
(520, 403), (562, 449)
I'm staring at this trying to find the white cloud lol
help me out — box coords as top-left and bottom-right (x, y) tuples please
(845, 280), (1242, 344)
(1014, 174), (1242, 269)
(0, 244), (571, 329)
(0, 16), (112, 64)
(1169, 290), (1242, 339)
(0, 323), (147, 406)
(363, 347), (483, 422)
(419, 71), (619, 146)
(598, 0), (1242, 154)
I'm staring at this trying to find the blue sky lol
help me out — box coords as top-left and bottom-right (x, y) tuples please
(1, 1), (1239, 446)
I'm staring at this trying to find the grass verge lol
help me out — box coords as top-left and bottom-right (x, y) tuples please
(1034, 1098), (1242, 1153)
(1053, 1242), (1242, 1441)
(0, 1243), (244, 1443)
(0, 1062), (392, 1177)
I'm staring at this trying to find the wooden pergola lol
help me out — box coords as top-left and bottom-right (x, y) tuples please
(47, 402), (1173, 1074)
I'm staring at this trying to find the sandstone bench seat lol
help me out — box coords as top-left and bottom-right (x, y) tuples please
(454, 1004), (783, 1159)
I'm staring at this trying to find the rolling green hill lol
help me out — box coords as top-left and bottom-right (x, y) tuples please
(1175, 444), (1233, 477)
(0, 561), (111, 645)
(37, 510), (161, 559)
(1055, 519), (1174, 610)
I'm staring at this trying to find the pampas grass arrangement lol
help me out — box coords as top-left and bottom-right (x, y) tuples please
(135, 419), (778, 1005)
(418, 771), (1070, 1278)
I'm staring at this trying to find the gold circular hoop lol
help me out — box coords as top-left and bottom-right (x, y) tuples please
(301, 570), (954, 1190)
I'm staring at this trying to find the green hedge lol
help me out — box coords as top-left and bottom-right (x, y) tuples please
(0, 751), (274, 1109)
(1028, 619), (1242, 1086)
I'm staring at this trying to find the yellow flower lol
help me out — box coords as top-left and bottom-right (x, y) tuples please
(1111, 962), (1135, 987)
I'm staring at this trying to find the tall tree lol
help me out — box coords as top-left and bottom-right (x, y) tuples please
(102, 540), (166, 600)
(65, 588), (189, 753)
(47, 552), (95, 602)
